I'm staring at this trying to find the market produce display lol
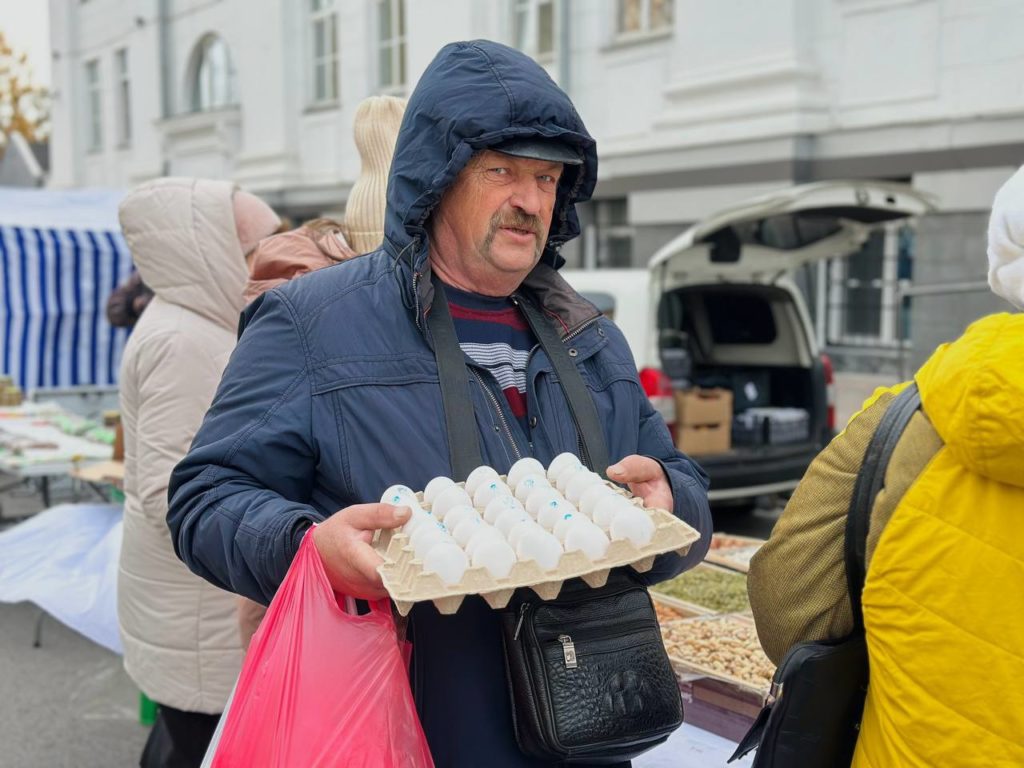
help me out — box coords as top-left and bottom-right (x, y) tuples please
(375, 453), (701, 615)
(704, 532), (765, 573)
(660, 614), (775, 693)
(651, 564), (751, 613)
(0, 403), (113, 469)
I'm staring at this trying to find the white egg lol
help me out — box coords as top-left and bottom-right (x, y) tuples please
(423, 476), (456, 505)
(507, 458), (545, 491)
(380, 484), (417, 507)
(564, 523), (611, 561)
(473, 479), (511, 509)
(483, 494), (522, 524)
(592, 494), (635, 530)
(514, 474), (552, 503)
(578, 483), (617, 517)
(555, 464), (589, 493)
(507, 519), (544, 550)
(495, 507), (531, 537)
(471, 539), (517, 579)
(464, 525), (506, 559)
(430, 485), (473, 520)
(402, 508), (434, 536)
(465, 465), (500, 497)
(452, 515), (487, 548)
(553, 512), (587, 542)
(547, 452), (582, 481)
(539, 499), (578, 531)
(564, 470), (604, 504)
(411, 522), (449, 559)
(525, 487), (565, 517)
(443, 504), (481, 532)
(422, 542), (469, 585)
(610, 508), (656, 548)
(515, 529), (564, 571)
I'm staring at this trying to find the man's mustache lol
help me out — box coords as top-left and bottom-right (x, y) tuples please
(491, 212), (542, 237)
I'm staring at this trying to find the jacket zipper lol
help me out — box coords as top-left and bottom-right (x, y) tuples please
(471, 368), (523, 461)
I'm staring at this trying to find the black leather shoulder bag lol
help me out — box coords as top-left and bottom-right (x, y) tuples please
(427, 277), (683, 763)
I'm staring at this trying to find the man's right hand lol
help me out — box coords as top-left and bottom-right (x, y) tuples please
(311, 503), (411, 599)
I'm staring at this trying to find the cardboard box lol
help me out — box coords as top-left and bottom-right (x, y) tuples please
(676, 422), (731, 455)
(675, 387), (733, 427)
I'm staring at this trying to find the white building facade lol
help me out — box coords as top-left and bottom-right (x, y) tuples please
(49, 0), (1024, 371)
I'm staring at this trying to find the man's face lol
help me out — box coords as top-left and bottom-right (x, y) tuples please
(431, 150), (564, 284)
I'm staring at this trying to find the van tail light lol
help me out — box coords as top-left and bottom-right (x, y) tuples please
(640, 367), (676, 431)
(821, 353), (836, 431)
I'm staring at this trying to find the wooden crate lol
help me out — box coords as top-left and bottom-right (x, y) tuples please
(677, 674), (764, 743)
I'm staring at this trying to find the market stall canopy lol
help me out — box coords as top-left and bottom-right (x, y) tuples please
(0, 186), (133, 390)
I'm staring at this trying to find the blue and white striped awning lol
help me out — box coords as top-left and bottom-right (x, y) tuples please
(0, 188), (132, 390)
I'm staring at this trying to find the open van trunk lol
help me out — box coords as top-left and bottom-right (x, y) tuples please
(645, 180), (937, 502)
(657, 282), (828, 498)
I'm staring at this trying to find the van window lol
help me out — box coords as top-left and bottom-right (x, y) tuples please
(705, 292), (777, 344)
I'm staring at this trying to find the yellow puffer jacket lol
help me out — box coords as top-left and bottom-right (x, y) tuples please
(749, 313), (1024, 767)
(854, 313), (1024, 767)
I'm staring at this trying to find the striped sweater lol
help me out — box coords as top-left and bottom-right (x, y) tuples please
(445, 284), (535, 433)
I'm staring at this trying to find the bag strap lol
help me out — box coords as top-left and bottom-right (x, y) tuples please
(513, 292), (611, 476)
(843, 382), (921, 629)
(426, 274), (484, 481)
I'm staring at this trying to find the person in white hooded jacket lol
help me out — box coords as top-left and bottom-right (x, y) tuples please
(116, 177), (280, 768)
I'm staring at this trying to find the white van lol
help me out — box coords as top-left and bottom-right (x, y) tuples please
(642, 180), (935, 503)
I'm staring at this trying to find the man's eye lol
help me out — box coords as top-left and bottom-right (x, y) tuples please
(538, 174), (557, 184)
(488, 167), (510, 175)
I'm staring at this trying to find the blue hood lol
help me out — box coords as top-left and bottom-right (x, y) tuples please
(384, 40), (598, 278)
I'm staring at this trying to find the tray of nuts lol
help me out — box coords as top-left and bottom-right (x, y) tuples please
(660, 613), (776, 695)
(651, 591), (714, 623)
(650, 562), (750, 613)
(704, 533), (765, 574)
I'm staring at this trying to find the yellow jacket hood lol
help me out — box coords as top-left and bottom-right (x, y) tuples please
(915, 312), (1024, 488)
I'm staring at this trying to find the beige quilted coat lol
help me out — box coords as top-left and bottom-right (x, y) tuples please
(117, 178), (246, 713)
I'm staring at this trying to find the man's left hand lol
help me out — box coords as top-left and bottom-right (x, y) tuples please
(606, 455), (674, 511)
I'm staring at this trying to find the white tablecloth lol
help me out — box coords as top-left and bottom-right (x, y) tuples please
(635, 721), (753, 767)
(0, 502), (123, 653)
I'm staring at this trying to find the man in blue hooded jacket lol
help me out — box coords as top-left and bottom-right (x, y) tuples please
(168, 40), (711, 767)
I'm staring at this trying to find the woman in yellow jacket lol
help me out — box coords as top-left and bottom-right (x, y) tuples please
(748, 168), (1024, 768)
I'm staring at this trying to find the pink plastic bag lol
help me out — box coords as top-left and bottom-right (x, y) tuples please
(212, 531), (434, 768)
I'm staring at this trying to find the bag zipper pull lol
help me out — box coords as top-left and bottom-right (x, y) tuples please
(513, 603), (529, 641)
(558, 634), (578, 669)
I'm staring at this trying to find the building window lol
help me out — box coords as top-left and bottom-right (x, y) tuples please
(617, 0), (673, 36)
(513, 0), (556, 61)
(376, 0), (406, 92)
(114, 48), (131, 146)
(85, 58), (102, 152)
(189, 34), (237, 112)
(310, 0), (339, 104)
(826, 223), (914, 347)
(596, 199), (634, 268)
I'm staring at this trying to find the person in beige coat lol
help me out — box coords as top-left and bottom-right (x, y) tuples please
(117, 177), (280, 768)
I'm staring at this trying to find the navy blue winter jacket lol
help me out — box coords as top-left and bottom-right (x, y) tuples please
(168, 40), (710, 768)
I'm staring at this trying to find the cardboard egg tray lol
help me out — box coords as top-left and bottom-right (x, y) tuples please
(375, 479), (701, 616)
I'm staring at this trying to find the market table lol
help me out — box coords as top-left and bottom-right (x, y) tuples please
(0, 402), (114, 510)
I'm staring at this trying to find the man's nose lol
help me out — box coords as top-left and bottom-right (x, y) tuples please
(509, 179), (542, 216)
